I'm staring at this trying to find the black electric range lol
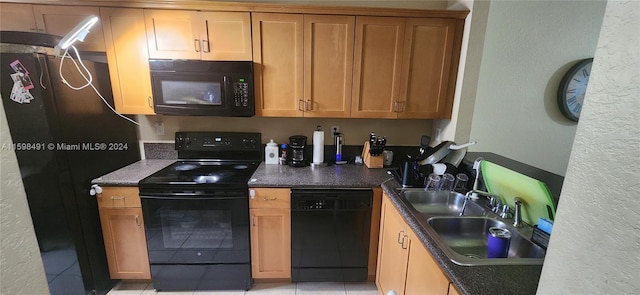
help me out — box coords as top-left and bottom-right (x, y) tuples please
(138, 131), (261, 291)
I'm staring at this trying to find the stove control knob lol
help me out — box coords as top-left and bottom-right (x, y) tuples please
(185, 137), (191, 145)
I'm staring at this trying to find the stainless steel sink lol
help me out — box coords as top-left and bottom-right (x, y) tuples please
(400, 189), (484, 216)
(426, 216), (546, 266)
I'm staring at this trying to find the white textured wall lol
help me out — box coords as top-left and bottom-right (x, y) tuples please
(468, 0), (606, 175)
(537, 1), (640, 294)
(0, 96), (50, 295)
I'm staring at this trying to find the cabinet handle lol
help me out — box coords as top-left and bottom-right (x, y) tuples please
(401, 234), (408, 250)
(202, 40), (210, 53)
(305, 99), (311, 111)
(111, 196), (125, 200)
(263, 197), (278, 201)
(135, 215), (140, 226)
(147, 96), (153, 109)
(397, 230), (404, 244)
(298, 99), (305, 111)
(399, 101), (406, 113)
(251, 215), (255, 226)
(194, 39), (201, 52)
(393, 101), (399, 112)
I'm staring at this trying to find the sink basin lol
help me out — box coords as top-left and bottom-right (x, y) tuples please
(400, 189), (483, 216)
(426, 216), (546, 266)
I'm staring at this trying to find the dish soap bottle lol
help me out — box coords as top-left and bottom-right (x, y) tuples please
(265, 139), (279, 164)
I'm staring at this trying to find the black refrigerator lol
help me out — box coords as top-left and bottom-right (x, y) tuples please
(0, 32), (140, 295)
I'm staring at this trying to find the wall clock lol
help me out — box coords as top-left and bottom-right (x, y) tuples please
(557, 58), (593, 122)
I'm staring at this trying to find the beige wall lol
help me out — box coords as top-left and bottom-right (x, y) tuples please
(138, 115), (433, 145)
(0, 96), (50, 295)
(537, 1), (640, 293)
(467, 0), (606, 176)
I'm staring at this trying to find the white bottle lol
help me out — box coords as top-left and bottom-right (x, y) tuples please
(265, 139), (279, 164)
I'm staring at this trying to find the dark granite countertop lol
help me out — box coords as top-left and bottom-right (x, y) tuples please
(248, 163), (392, 188)
(91, 159), (175, 186)
(380, 179), (542, 295)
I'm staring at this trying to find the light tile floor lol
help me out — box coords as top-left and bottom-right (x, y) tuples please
(108, 281), (379, 295)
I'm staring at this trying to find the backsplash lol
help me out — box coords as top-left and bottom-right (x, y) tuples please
(137, 115), (434, 146)
(143, 142), (177, 159)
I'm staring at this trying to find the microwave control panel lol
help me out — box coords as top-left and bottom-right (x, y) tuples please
(233, 82), (249, 107)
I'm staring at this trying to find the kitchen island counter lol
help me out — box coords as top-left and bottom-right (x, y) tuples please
(248, 163), (392, 188)
(91, 159), (175, 186)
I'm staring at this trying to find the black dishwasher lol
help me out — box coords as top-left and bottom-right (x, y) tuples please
(291, 189), (373, 282)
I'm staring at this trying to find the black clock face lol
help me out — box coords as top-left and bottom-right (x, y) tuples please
(557, 58), (593, 122)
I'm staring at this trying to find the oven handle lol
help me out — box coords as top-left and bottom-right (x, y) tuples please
(139, 194), (245, 200)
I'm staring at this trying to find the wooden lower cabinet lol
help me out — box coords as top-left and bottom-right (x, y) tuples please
(404, 230), (451, 295)
(376, 193), (458, 295)
(250, 208), (291, 278)
(249, 188), (291, 279)
(97, 187), (150, 280)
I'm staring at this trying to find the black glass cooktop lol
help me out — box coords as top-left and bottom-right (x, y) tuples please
(139, 160), (259, 186)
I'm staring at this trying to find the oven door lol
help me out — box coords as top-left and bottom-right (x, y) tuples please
(140, 194), (250, 265)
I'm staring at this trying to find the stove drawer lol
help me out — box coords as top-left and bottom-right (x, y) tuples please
(98, 186), (142, 208)
(249, 188), (291, 209)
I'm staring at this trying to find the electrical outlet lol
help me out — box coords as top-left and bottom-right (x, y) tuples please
(331, 125), (340, 134)
(155, 122), (165, 136)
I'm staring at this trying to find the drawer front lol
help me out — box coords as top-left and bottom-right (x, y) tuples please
(98, 186), (141, 208)
(249, 188), (290, 209)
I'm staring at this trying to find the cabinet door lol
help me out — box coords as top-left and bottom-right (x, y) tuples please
(351, 16), (405, 119)
(448, 283), (462, 295)
(376, 195), (409, 295)
(303, 15), (354, 118)
(201, 12), (252, 61)
(145, 9), (201, 60)
(398, 18), (458, 119)
(99, 207), (151, 279)
(404, 230), (451, 295)
(32, 5), (105, 52)
(101, 8), (155, 115)
(252, 13), (304, 117)
(250, 208), (291, 279)
(0, 3), (37, 32)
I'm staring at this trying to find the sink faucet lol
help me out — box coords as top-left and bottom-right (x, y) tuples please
(459, 190), (503, 216)
(513, 197), (524, 227)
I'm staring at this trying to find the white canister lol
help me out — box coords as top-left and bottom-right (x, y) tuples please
(265, 139), (279, 164)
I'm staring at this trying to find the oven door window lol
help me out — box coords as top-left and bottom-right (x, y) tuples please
(159, 80), (223, 105)
(141, 198), (249, 264)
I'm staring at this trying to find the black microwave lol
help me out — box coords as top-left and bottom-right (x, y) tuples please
(149, 59), (254, 116)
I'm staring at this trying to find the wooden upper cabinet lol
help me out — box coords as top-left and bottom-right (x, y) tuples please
(0, 3), (37, 32)
(252, 13), (304, 117)
(351, 16), (405, 119)
(399, 18), (459, 119)
(353, 17), (461, 119)
(145, 10), (251, 61)
(303, 15), (354, 118)
(101, 8), (155, 115)
(201, 12), (252, 60)
(32, 5), (105, 52)
(252, 13), (354, 118)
